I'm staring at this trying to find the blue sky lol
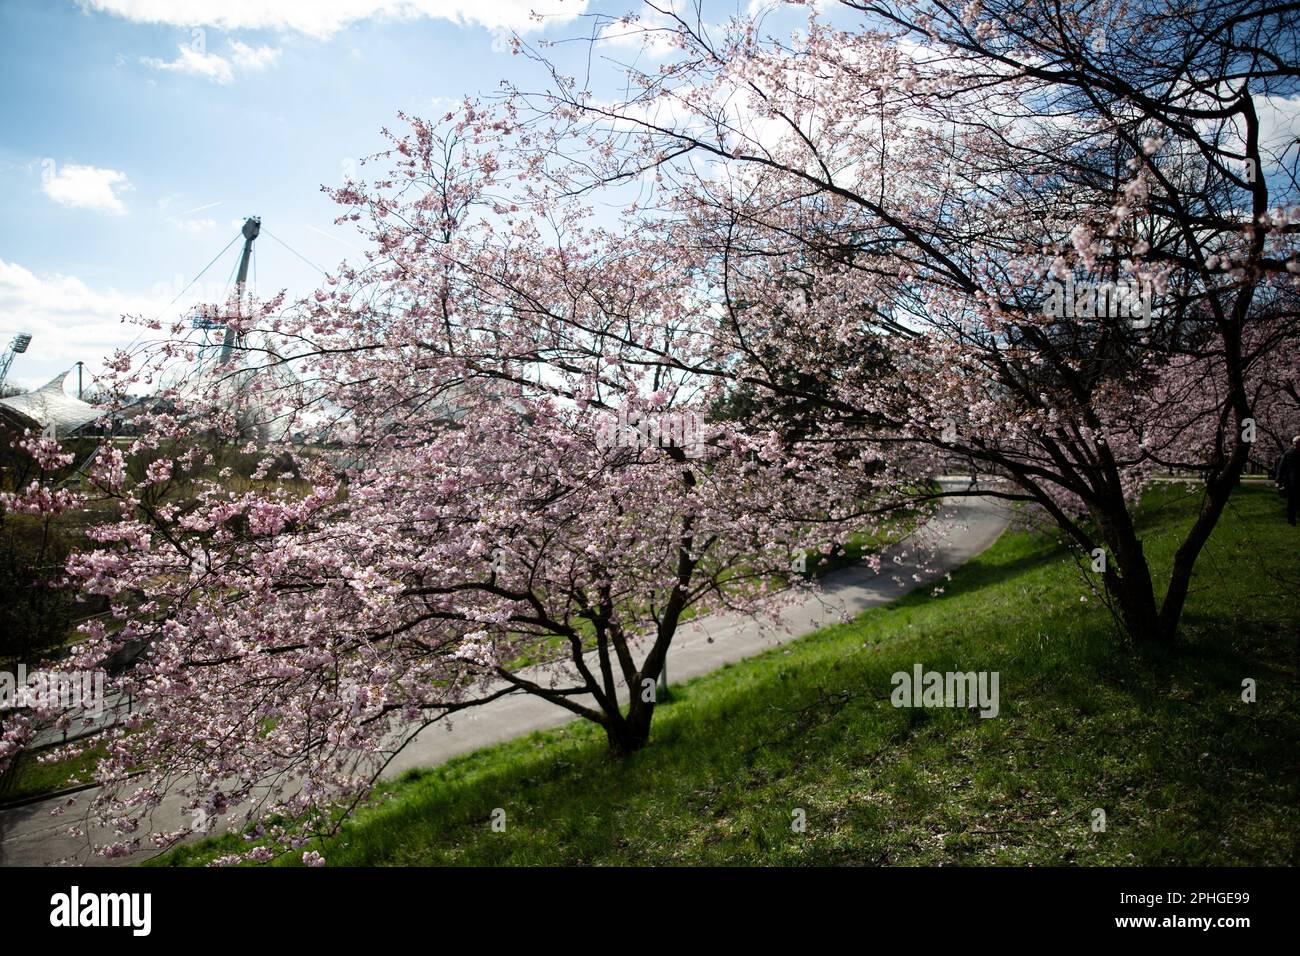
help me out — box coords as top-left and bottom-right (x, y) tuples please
(3, 1), (1293, 393)
(0, 0), (702, 389)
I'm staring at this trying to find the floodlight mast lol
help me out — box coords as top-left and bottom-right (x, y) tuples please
(218, 216), (261, 366)
(0, 333), (33, 387)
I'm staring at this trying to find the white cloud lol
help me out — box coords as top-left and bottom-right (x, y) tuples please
(229, 39), (280, 71)
(41, 164), (132, 214)
(1192, 91), (1300, 182)
(140, 44), (232, 82)
(80, 0), (588, 38)
(595, 11), (676, 56)
(0, 260), (163, 389)
(140, 40), (279, 84)
(1255, 94), (1300, 164)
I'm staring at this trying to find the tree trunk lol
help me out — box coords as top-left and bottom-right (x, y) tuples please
(1097, 504), (1171, 644)
(1113, 563), (1166, 643)
(1157, 477), (1235, 640)
(604, 701), (654, 756)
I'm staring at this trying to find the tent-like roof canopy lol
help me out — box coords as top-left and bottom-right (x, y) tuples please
(0, 370), (100, 436)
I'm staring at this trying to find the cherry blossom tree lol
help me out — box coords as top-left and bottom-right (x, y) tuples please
(41, 121), (913, 860)
(507, 0), (1300, 641)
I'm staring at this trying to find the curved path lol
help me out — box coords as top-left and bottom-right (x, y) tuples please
(0, 481), (1009, 866)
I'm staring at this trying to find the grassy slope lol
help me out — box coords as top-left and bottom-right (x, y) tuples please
(160, 485), (1299, 866)
(0, 742), (105, 804)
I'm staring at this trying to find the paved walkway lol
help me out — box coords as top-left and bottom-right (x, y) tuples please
(0, 483), (1009, 866)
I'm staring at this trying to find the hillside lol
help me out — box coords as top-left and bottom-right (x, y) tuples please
(160, 484), (1299, 866)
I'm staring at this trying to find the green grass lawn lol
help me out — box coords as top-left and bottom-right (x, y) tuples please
(156, 484), (1299, 866)
(0, 742), (105, 805)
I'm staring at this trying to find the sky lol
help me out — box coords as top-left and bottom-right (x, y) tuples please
(0, 0), (723, 391)
(3, 1), (1295, 395)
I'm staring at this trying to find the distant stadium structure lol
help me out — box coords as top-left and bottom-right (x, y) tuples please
(0, 369), (101, 437)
